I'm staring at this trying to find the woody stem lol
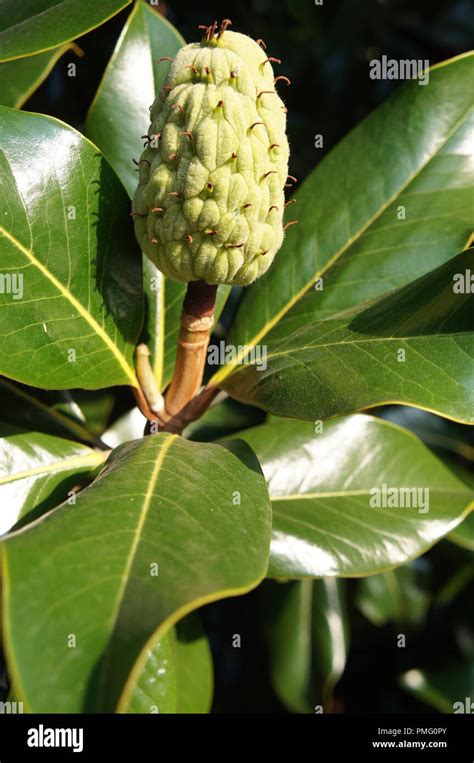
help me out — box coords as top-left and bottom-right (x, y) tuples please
(163, 280), (217, 425)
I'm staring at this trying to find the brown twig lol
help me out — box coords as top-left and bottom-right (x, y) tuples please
(160, 280), (218, 431)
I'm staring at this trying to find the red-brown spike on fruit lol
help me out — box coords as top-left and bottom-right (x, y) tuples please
(275, 75), (291, 85)
(242, 203), (252, 209)
(150, 238), (158, 244)
(204, 65), (211, 75)
(269, 206), (278, 212)
(259, 249), (269, 256)
(256, 39), (267, 49)
(162, 85), (172, 92)
(180, 131), (194, 140)
(264, 57), (282, 65)
(158, 57), (174, 63)
(231, 152), (237, 159)
(284, 199), (297, 207)
(151, 208), (164, 213)
(184, 234), (193, 243)
(225, 242), (245, 249)
(206, 182), (213, 189)
(249, 121), (264, 130)
(269, 143), (280, 150)
(288, 175), (298, 183)
(230, 69), (238, 78)
(281, 106), (288, 113)
(205, 229), (218, 235)
(216, 100), (224, 108)
(257, 90), (275, 98)
(283, 221), (298, 231)
(263, 171), (277, 179)
(168, 153), (180, 161)
(132, 158), (139, 166)
(169, 191), (181, 198)
(218, 18), (232, 37)
(171, 104), (184, 113)
(186, 65), (200, 75)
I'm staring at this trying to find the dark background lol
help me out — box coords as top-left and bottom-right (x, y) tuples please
(10, 0), (474, 713)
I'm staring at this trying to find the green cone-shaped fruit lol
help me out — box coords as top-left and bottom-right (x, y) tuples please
(132, 25), (290, 286)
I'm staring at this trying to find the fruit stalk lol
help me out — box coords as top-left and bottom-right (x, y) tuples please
(164, 280), (217, 421)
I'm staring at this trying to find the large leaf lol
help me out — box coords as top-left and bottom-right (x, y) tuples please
(127, 614), (213, 713)
(221, 250), (474, 424)
(0, 44), (81, 108)
(213, 52), (473, 386)
(232, 415), (473, 577)
(265, 578), (348, 713)
(2, 434), (270, 712)
(0, 107), (142, 390)
(0, 0), (131, 62)
(0, 425), (107, 535)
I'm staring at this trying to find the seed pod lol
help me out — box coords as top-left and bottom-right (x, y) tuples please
(132, 24), (290, 286)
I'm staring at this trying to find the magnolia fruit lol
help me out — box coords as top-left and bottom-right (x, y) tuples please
(132, 21), (292, 286)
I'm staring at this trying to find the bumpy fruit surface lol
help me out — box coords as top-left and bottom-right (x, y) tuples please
(132, 26), (290, 286)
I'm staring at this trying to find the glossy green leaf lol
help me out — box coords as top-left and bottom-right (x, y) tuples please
(127, 614), (213, 713)
(0, 107), (143, 390)
(232, 415), (473, 577)
(399, 663), (474, 713)
(265, 578), (348, 712)
(356, 563), (431, 627)
(2, 434), (270, 712)
(221, 250), (474, 424)
(214, 52), (473, 388)
(0, 0), (131, 62)
(0, 378), (98, 445)
(0, 425), (107, 535)
(0, 44), (80, 108)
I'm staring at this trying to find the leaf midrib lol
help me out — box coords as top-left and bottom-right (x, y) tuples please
(271, 488), (473, 501)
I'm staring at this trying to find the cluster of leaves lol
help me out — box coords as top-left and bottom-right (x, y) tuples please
(0, 1), (472, 713)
